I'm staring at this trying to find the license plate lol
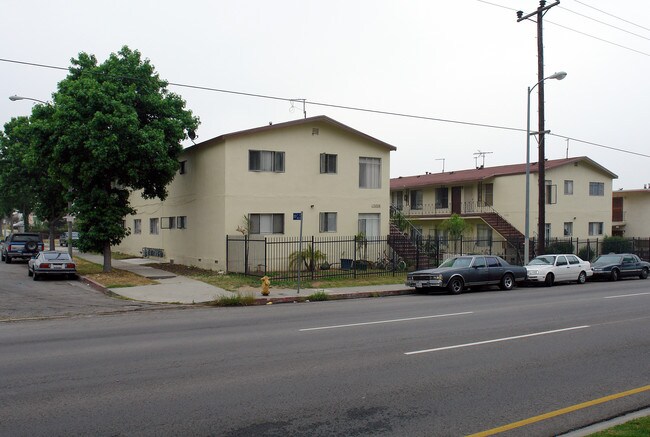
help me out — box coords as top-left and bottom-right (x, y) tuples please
(53, 264), (63, 269)
(415, 281), (423, 288)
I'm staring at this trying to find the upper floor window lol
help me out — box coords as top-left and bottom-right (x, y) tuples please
(435, 187), (449, 209)
(359, 157), (381, 189)
(179, 160), (187, 175)
(410, 190), (423, 210)
(249, 213), (284, 234)
(319, 212), (337, 232)
(545, 180), (557, 204)
(150, 218), (159, 235)
(177, 216), (187, 229)
(161, 217), (176, 229)
(589, 182), (604, 196)
(134, 219), (142, 234)
(320, 153), (337, 174)
(249, 150), (285, 173)
(564, 180), (573, 195)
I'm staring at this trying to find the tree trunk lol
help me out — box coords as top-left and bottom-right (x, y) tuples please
(102, 242), (112, 273)
(48, 220), (56, 250)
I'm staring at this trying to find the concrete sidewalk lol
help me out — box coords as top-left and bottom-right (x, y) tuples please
(74, 252), (413, 305)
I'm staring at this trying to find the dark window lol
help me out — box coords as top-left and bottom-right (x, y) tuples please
(486, 257), (501, 267)
(249, 150), (285, 172)
(589, 182), (604, 196)
(435, 187), (448, 208)
(177, 216), (187, 229)
(320, 153), (337, 174)
(249, 213), (284, 234)
(179, 160), (187, 174)
(161, 217), (176, 229)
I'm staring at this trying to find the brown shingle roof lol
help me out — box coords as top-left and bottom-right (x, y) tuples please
(390, 156), (617, 189)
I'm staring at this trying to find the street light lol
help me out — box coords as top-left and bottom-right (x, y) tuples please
(524, 71), (567, 264)
(8, 94), (74, 257)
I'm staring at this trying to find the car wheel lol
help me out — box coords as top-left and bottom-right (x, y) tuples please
(577, 271), (587, 284)
(28, 268), (33, 277)
(544, 273), (554, 287)
(447, 277), (464, 295)
(640, 268), (649, 280)
(610, 269), (619, 281)
(33, 272), (38, 281)
(499, 273), (515, 290)
(5, 255), (11, 264)
(1, 251), (4, 261)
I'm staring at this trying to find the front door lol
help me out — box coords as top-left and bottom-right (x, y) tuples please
(451, 186), (462, 214)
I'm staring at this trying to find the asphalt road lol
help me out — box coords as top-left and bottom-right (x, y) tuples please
(1, 278), (649, 436)
(0, 256), (157, 321)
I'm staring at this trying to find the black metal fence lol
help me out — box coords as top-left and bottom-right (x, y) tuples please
(226, 234), (650, 279)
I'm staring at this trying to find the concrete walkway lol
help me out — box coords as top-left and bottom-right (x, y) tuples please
(74, 252), (413, 305)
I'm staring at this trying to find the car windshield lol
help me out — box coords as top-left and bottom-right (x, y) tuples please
(593, 255), (622, 265)
(529, 256), (556, 266)
(439, 257), (473, 268)
(43, 253), (72, 261)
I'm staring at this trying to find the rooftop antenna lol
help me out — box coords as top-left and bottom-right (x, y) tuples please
(473, 150), (492, 169)
(290, 99), (307, 119)
(435, 158), (445, 173)
(566, 138), (570, 158)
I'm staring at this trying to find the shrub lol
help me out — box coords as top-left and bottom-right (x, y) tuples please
(308, 290), (329, 301)
(578, 246), (596, 261)
(545, 241), (575, 254)
(601, 236), (632, 254)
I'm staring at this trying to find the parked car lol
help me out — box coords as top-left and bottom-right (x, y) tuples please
(1, 232), (44, 263)
(405, 255), (527, 294)
(59, 231), (80, 247)
(525, 254), (593, 286)
(590, 253), (650, 281)
(28, 251), (77, 281)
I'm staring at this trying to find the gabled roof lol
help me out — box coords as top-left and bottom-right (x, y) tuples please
(186, 115), (397, 152)
(390, 156), (618, 190)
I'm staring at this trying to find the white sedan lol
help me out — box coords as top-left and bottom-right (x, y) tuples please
(28, 251), (77, 281)
(525, 254), (592, 287)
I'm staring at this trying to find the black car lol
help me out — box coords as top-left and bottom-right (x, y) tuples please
(405, 255), (528, 294)
(590, 253), (650, 281)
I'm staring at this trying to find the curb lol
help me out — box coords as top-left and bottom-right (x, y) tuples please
(252, 288), (415, 305)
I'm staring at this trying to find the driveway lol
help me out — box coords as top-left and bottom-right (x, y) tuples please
(0, 258), (158, 321)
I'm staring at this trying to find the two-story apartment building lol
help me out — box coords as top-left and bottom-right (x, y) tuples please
(612, 187), (650, 237)
(115, 116), (396, 269)
(390, 156), (617, 260)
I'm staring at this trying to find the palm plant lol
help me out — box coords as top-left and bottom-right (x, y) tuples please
(289, 244), (328, 272)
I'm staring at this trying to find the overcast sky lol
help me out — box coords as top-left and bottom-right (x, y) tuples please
(2, 0), (649, 189)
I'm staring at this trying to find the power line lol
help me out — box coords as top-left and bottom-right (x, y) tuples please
(559, 6), (650, 41)
(1, 56), (648, 160)
(573, 0), (650, 32)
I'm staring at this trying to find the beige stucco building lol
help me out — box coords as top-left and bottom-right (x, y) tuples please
(115, 116), (396, 269)
(390, 156), (617, 261)
(612, 188), (650, 237)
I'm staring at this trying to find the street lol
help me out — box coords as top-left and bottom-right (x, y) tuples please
(1, 272), (649, 436)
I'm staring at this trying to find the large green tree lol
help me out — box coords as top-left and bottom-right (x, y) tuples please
(50, 46), (199, 271)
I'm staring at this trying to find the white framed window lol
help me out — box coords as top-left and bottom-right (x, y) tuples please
(149, 218), (159, 235)
(249, 213), (284, 234)
(177, 216), (187, 229)
(564, 222), (573, 236)
(161, 217), (176, 229)
(319, 212), (337, 232)
(476, 224), (492, 247)
(588, 222), (604, 236)
(358, 213), (380, 238)
(134, 219), (142, 234)
(564, 180), (573, 195)
(320, 153), (337, 174)
(359, 157), (381, 189)
(249, 150), (285, 172)
(589, 182), (604, 196)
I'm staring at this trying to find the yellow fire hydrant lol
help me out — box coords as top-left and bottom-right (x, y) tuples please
(261, 275), (271, 296)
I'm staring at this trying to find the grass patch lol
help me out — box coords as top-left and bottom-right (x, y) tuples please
(588, 415), (650, 436)
(145, 262), (407, 291)
(208, 292), (256, 307)
(74, 257), (157, 288)
(307, 290), (329, 301)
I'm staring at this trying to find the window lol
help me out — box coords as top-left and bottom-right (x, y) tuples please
(161, 217), (176, 229)
(435, 187), (449, 209)
(589, 182), (604, 196)
(359, 157), (381, 188)
(564, 180), (573, 195)
(483, 183), (494, 206)
(545, 180), (557, 204)
(564, 222), (573, 236)
(567, 255), (580, 265)
(134, 219), (142, 234)
(556, 256), (568, 266)
(410, 190), (423, 210)
(358, 213), (380, 238)
(249, 150), (285, 172)
(177, 216), (187, 229)
(473, 257), (486, 268)
(149, 218), (159, 235)
(249, 213), (284, 234)
(179, 160), (187, 175)
(319, 212), (337, 232)
(589, 222), (604, 236)
(476, 224), (492, 247)
(486, 256), (501, 268)
(391, 191), (404, 209)
(320, 153), (337, 174)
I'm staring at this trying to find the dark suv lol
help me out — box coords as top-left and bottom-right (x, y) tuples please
(1, 233), (44, 263)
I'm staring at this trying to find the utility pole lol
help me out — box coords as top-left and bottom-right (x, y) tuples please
(517, 0), (560, 256)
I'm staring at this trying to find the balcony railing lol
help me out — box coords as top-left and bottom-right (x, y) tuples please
(393, 201), (496, 217)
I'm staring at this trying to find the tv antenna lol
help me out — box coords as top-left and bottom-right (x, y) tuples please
(435, 158), (445, 173)
(473, 150), (492, 169)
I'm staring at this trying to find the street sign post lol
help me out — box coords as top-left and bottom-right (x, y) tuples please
(294, 212), (303, 293)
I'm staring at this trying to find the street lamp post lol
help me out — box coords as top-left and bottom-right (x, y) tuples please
(8, 95), (74, 257)
(524, 71), (567, 264)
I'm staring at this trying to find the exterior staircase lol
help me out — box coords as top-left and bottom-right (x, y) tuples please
(476, 212), (531, 262)
(388, 223), (433, 270)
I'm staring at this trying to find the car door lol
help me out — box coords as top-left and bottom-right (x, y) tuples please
(554, 256), (570, 282)
(566, 255), (583, 281)
(486, 256), (505, 284)
(621, 255), (639, 277)
(467, 256), (488, 285)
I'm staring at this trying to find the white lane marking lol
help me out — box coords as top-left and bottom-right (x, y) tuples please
(604, 292), (650, 299)
(299, 312), (474, 332)
(404, 325), (590, 355)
